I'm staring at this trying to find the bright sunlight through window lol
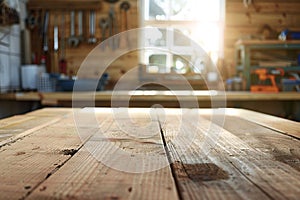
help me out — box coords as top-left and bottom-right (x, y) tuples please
(140, 0), (225, 74)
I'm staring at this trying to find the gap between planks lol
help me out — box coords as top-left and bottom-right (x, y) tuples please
(158, 117), (184, 200)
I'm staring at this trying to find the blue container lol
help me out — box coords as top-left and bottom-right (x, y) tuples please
(279, 29), (300, 40)
(282, 79), (300, 92)
(57, 73), (109, 91)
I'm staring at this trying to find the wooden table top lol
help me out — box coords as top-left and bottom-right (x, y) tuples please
(0, 108), (299, 199)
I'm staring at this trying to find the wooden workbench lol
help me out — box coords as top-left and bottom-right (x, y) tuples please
(0, 108), (299, 199)
(1, 91), (300, 120)
(1, 90), (300, 105)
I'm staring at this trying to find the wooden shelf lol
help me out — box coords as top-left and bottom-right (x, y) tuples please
(235, 39), (300, 46)
(251, 66), (300, 72)
(27, 0), (102, 10)
(235, 39), (300, 90)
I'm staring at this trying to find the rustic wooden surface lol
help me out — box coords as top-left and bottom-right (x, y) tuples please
(0, 108), (299, 199)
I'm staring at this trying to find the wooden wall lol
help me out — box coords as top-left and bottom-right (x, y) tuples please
(224, 0), (300, 77)
(28, 0), (139, 89)
(28, 0), (300, 88)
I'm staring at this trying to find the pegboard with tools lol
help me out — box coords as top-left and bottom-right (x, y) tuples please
(26, 0), (135, 75)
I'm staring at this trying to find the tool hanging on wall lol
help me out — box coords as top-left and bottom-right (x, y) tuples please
(68, 11), (80, 47)
(52, 12), (59, 73)
(27, 10), (37, 30)
(99, 18), (109, 49)
(42, 10), (50, 71)
(78, 11), (84, 42)
(243, 0), (252, 8)
(42, 11), (49, 53)
(105, 0), (119, 49)
(88, 10), (97, 44)
(120, 1), (130, 30)
(37, 9), (43, 41)
(59, 11), (67, 75)
(27, 9), (42, 64)
(19, 0), (31, 65)
(119, 1), (130, 48)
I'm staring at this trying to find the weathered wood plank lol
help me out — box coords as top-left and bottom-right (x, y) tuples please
(1, 108), (299, 199)
(0, 116), (62, 146)
(159, 108), (300, 199)
(26, 108), (75, 117)
(27, 108), (179, 200)
(211, 115), (300, 172)
(0, 108), (76, 144)
(226, 108), (300, 139)
(0, 109), (100, 199)
(27, 148), (178, 200)
(0, 108), (71, 129)
(158, 109), (270, 199)
(0, 115), (34, 128)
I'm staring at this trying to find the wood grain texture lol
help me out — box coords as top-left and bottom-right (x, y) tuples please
(159, 108), (300, 200)
(0, 108), (75, 145)
(0, 108), (299, 199)
(28, 148), (178, 200)
(158, 109), (270, 199)
(226, 108), (300, 139)
(212, 115), (300, 171)
(0, 108), (100, 199)
(27, 108), (179, 200)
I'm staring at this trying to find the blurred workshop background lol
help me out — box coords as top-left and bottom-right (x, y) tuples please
(0, 0), (300, 120)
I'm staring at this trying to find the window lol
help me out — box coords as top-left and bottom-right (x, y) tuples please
(140, 0), (225, 74)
